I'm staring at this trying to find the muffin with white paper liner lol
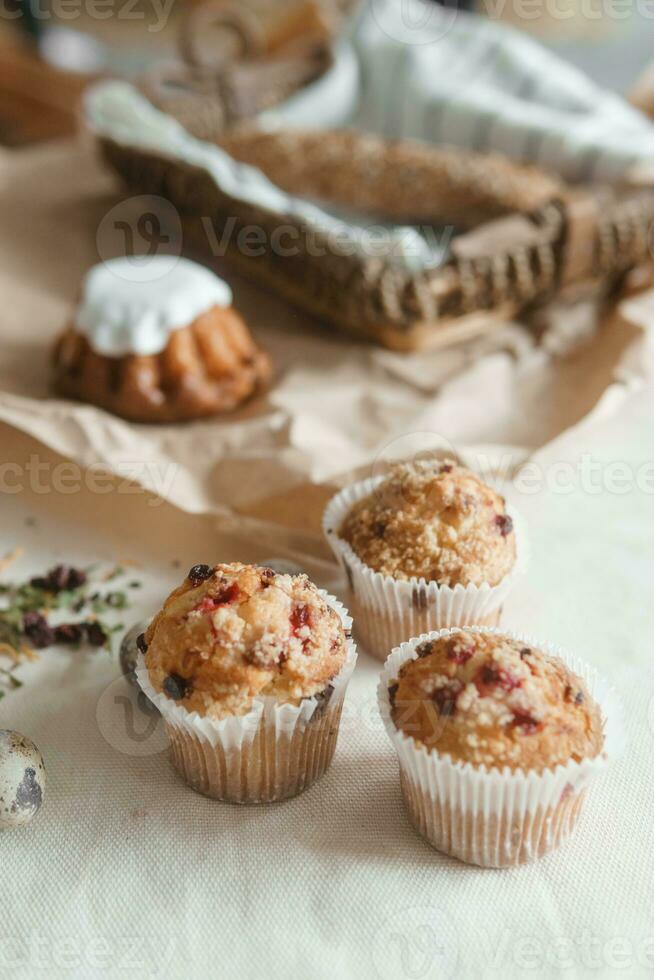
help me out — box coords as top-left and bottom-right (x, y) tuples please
(378, 627), (623, 867)
(323, 459), (524, 660)
(135, 562), (356, 803)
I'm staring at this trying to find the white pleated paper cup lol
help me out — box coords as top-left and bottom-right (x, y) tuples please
(323, 477), (526, 661)
(378, 627), (624, 868)
(135, 593), (357, 804)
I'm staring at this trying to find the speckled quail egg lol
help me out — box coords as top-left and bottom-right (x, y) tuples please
(120, 619), (158, 715)
(0, 731), (46, 829)
(260, 558), (305, 576)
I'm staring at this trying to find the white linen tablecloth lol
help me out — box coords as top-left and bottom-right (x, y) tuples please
(2, 381), (654, 980)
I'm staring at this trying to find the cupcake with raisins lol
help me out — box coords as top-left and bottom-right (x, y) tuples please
(135, 562), (356, 803)
(323, 459), (523, 660)
(379, 627), (622, 867)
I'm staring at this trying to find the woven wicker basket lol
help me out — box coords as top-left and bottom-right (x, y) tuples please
(98, 119), (654, 352)
(88, 1), (654, 351)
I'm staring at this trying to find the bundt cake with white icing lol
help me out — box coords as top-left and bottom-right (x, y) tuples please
(54, 257), (271, 423)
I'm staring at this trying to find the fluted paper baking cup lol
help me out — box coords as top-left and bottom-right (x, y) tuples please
(378, 626), (624, 867)
(136, 592), (357, 803)
(323, 477), (526, 660)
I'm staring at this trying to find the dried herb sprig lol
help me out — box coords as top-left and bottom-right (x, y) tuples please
(0, 664), (23, 701)
(0, 561), (139, 676)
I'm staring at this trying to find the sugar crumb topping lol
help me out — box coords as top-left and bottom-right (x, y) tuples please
(340, 459), (516, 586)
(390, 631), (604, 772)
(144, 562), (347, 719)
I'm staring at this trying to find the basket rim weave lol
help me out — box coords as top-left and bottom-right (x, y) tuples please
(88, 81), (654, 351)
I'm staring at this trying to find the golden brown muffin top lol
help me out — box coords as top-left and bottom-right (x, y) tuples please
(339, 460), (516, 587)
(389, 631), (604, 772)
(144, 563), (348, 719)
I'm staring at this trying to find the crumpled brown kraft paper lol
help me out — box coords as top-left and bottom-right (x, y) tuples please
(0, 137), (649, 547)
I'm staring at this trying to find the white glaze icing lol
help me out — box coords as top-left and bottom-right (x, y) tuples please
(75, 257), (233, 357)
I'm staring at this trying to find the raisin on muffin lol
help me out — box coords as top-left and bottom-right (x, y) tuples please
(340, 459), (516, 587)
(143, 563), (348, 721)
(389, 630), (604, 772)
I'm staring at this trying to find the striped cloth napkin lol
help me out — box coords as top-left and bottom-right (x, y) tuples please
(269, 0), (654, 182)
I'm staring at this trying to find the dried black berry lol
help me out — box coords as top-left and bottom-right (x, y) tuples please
(415, 640), (435, 659)
(565, 684), (584, 705)
(433, 685), (460, 717)
(388, 683), (399, 706)
(54, 623), (84, 645)
(136, 632), (148, 655)
(163, 673), (190, 700)
(494, 514), (514, 537)
(64, 566), (86, 590)
(30, 564), (87, 593)
(22, 611), (55, 649)
(84, 622), (108, 647)
(187, 564), (213, 587)
(520, 647), (532, 660)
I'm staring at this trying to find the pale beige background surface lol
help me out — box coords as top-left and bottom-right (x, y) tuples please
(2, 383), (654, 979)
(1, 138), (654, 980)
